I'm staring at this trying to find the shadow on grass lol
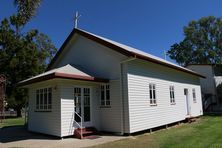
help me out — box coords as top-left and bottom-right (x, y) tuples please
(0, 125), (59, 143)
(204, 113), (222, 116)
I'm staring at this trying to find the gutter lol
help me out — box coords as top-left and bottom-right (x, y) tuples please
(120, 57), (137, 135)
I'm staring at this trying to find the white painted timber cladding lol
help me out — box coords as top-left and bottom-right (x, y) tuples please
(100, 80), (122, 133)
(28, 80), (61, 137)
(49, 34), (128, 135)
(127, 60), (203, 133)
(59, 79), (122, 137)
(59, 79), (100, 137)
(51, 35), (127, 80)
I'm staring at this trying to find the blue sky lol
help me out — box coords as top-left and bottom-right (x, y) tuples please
(1, 0), (222, 61)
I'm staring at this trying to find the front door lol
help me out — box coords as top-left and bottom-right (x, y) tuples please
(184, 89), (190, 115)
(74, 87), (91, 127)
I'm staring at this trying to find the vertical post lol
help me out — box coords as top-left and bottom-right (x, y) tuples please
(81, 116), (82, 138)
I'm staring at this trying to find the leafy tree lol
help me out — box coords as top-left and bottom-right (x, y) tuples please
(0, 1), (57, 117)
(14, 0), (41, 25)
(167, 16), (222, 66)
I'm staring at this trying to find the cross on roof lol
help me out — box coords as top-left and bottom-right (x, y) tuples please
(74, 11), (81, 28)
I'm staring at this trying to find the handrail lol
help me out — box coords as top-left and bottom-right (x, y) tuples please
(74, 111), (83, 138)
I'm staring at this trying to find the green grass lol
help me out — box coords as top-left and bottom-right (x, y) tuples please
(0, 117), (25, 128)
(91, 116), (222, 148)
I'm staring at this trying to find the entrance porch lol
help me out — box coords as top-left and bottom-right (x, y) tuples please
(19, 64), (113, 138)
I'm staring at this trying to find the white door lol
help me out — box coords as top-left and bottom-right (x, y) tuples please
(184, 89), (190, 115)
(74, 87), (91, 127)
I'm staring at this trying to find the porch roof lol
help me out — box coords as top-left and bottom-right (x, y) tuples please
(18, 64), (109, 86)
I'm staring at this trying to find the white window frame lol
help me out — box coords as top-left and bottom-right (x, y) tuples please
(149, 83), (157, 106)
(169, 85), (175, 104)
(36, 87), (52, 111)
(192, 88), (196, 103)
(100, 84), (110, 107)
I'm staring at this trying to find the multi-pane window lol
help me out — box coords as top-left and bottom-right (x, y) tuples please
(169, 86), (175, 104)
(36, 87), (52, 111)
(101, 84), (110, 106)
(192, 88), (196, 103)
(149, 83), (156, 105)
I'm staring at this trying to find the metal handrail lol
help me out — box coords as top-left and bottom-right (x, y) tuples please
(74, 111), (83, 138)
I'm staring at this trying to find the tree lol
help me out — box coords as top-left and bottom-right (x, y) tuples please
(167, 16), (222, 66)
(14, 0), (41, 25)
(0, 1), (57, 117)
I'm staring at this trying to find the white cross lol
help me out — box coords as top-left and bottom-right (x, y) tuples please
(74, 11), (81, 28)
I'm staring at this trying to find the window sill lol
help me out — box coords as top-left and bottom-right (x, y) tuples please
(150, 104), (157, 106)
(171, 103), (176, 105)
(35, 110), (52, 112)
(193, 101), (197, 103)
(100, 106), (111, 108)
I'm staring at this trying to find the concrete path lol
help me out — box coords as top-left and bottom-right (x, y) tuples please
(0, 126), (127, 148)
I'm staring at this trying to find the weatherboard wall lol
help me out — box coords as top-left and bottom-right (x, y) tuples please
(127, 59), (203, 133)
(50, 34), (127, 80)
(99, 80), (122, 133)
(59, 79), (123, 137)
(28, 80), (61, 137)
(49, 33), (131, 135)
(58, 79), (101, 137)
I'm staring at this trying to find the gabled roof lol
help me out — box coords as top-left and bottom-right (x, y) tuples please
(47, 28), (205, 78)
(19, 64), (108, 86)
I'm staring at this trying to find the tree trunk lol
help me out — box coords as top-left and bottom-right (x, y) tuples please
(16, 108), (22, 117)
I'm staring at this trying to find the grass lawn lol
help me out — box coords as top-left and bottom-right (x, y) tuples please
(0, 117), (25, 128)
(92, 116), (222, 148)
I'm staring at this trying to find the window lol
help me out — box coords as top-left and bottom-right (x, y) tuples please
(169, 86), (175, 104)
(100, 84), (110, 106)
(149, 83), (156, 105)
(36, 87), (52, 111)
(192, 88), (196, 103)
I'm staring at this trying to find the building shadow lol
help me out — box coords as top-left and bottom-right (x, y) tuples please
(203, 113), (222, 116)
(0, 125), (59, 143)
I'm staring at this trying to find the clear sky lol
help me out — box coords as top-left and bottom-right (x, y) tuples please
(1, 0), (222, 61)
